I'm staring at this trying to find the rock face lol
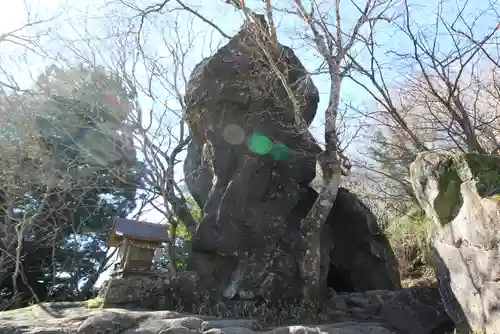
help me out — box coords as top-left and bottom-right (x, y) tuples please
(182, 16), (400, 302)
(184, 140), (213, 210)
(410, 151), (500, 333)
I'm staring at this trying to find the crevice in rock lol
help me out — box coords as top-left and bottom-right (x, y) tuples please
(287, 185), (398, 295)
(288, 186), (356, 294)
(327, 262), (355, 293)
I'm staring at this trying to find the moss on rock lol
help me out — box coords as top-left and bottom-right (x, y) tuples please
(434, 157), (463, 225)
(85, 297), (104, 309)
(414, 152), (500, 226)
(463, 153), (500, 197)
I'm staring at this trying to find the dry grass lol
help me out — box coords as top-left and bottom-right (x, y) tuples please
(169, 294), (329, 327)
(384, 206), (432, 279)
(401, 266), (436, 288)
(258, 300), (328, 326)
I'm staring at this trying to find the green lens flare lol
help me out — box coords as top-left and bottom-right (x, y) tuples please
(248, 132), (273, 155)
(270, 143), (289, 160)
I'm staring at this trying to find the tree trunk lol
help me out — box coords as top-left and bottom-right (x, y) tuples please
(299, 155), (342, 300)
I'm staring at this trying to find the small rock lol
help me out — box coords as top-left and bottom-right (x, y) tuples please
(329, 297), (348, 311)
(161, 326), (199, 334)
(345, 296), (372, 309)
(163, 317), (204, 330)
(203, 327), (256, 334)
(328, 310), (348, 318)
(270, 323), (395, 334)
(349, 307), (366, 315)
(201, 320), (260, 332)
(361, 304), (381, 314)
(124, 328), (159, 334)
(27, 329), (76, 334)
(381, 285), (451, 334)
(364, 290), (391, 306)
(339, 292), (363, 299)
(270, 325), (320, 334)
(124, 317), (203, 333)
(147, 311), (188, 319)
(347, 307), (376, 321)
(323, 324), (393, 334)
(0, 323), (25, 334)
(78, 311), (138, 334)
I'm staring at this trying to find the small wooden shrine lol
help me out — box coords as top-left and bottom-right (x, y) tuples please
(108, 218), (170, 278)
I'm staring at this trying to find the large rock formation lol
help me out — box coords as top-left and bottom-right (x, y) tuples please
(182, 16), (400, 303)
(410, 151), (500, 333)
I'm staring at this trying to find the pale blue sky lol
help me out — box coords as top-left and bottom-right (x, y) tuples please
(2, 0), (497, 155)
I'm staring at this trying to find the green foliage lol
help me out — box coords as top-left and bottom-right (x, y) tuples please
(185, 195), (202, 221)
(366, 129), (418, 211)
(0, 63), (140, 307)
(174, 195), (200, 270)
(385, 207), (429, 249)
(35, 65), (132, 170)
(463, 153), (500, 197)
(369, 130), (417, 180)
(155, 194), (200, 272)
(171, 194), (200, 241)
(384, 206), (431, 277)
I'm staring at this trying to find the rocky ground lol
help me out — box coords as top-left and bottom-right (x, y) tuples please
(0, 283), (456, 334)
(0, 303), (394, 333)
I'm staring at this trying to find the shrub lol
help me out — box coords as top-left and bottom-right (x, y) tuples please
(384, 206), (431, 278)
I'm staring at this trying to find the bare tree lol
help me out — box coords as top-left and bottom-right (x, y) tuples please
(78, 7), (231, 275)
(345, 0), (499, 210)
(274, 0), (399, 299)
(0, 10), (64, 307)
(0, 45), (141, 306)
(118, 26), (198, 275)
(354, 0), (498, 150)
(0, 3), (63, 93)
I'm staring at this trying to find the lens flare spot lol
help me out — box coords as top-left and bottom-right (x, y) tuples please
(270, 143), (289, 160)
(248, 132), (273, 155)
(222, 124), (245, 145)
